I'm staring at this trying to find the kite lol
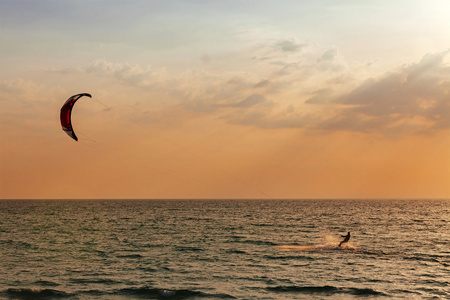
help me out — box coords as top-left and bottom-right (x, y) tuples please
(60, 93), (92, 141)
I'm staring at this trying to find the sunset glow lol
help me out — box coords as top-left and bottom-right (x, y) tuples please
(1, 1), (449, 199)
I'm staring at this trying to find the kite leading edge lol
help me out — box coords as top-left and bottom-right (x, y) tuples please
(60, 93), (92, 141)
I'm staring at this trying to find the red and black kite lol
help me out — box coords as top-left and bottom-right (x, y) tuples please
(60, 93), (92, 141)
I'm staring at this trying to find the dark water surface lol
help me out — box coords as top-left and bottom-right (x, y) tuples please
(0, 199), (449, 299)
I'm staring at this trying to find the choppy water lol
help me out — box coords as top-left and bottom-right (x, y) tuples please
(0, 199), (449, 299)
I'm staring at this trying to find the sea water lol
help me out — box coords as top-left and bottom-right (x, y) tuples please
(0, 199), (448, 299)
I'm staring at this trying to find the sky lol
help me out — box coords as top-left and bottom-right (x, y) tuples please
(1, 0), (450, 199)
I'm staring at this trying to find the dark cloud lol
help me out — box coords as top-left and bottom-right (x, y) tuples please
(251, 38), (309, 62)
(276, 39), (307, 52)
(315, 48), (346, 72)
(318, 48), (338, 62)
(254, 79), (271, 88)
(305, 88), (333, 104)
(229, 94), (267, 108)
(201, 54), (211, 64)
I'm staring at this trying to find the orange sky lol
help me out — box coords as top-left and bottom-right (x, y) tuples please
(1, 1), (449, 199)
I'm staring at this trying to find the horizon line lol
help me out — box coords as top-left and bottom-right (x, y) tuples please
(1, 198), (448, 201)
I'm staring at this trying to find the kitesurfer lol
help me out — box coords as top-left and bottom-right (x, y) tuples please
(338, 232), (350, 247)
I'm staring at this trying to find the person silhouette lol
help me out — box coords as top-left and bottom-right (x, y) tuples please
(338, 232), (350, 247)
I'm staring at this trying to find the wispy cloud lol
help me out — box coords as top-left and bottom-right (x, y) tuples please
(86, 60), (163, 88)
(39, 49), (450, 138)
(276, 38), (307, 52)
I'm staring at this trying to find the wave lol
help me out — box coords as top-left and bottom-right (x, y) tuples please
(4, 288), (73, 299)
(116, 253), (143, 258)
(2, 286), (237, 299)
(225, 249), (247, 254)
(250, 222), (274, 227)
(276, 243), (450, 267)
(174, 245), (204, 252)
(239, 239), (277, 246)
(116, 286), (236, 299)
(267, 285), (388, 296)
(1, 239), (35, 250)
(33, 280), (60, 287)
(264, 254), (315, 261)
(70, 277), (122, 285)
(402, 255), (447, 265)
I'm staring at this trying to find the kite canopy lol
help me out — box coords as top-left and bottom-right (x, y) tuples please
(60, 93), (92, 141)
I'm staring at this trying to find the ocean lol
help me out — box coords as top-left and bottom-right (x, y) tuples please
(0, 199), (448, 299)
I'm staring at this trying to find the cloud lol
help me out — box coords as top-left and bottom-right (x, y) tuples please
(184, 92), (273, 112)
(86, 59), (162, 88)
(276, 39), (307, 52)
(305, 88), (333, 104)
(54, 49), (450, 138)
(312, 50), (450, 135)
(0, 78), (39, 97)
(315, 47), (346, 72)
(201, 54), (211, 64)
(223, 102), (312, 130)
(209, 50), (450, 136)
(252, 38), (309, 63)
(229, 94), (268, 108)
(263, 45), (348, 82)
(318, 48), (338, 61)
